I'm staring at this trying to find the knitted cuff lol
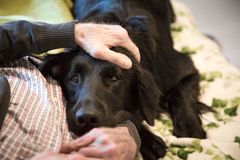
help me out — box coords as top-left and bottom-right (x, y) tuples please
(119, 121), (141, 152)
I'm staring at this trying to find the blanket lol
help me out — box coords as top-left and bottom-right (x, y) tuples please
(151, 1), (240, 160)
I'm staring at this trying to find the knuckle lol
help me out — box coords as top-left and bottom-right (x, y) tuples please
(103, 144), (116, 155)
(91, 128), (106, 136)
(107, 148), (115, 155)
(102, 134), (110, 141)
(115, 25), (123, 31)
(91, 128), (101, 133)
(110, 144), (117, 152)
(120, 27), (128, 36)
(91, 49), (102, 59)
(117, 27), (128, 39)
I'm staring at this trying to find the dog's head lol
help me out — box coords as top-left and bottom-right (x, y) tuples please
(39, 49), (161, 136)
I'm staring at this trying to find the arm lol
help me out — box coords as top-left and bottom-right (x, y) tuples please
(0, 20), (76, 64)
(0, 21), (140, 68)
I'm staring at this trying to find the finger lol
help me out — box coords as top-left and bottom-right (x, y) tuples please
(79, 147), (102, 158)
(94, 48), (133, 69)
(120, 38), (140, 63)
(66, 153), (85, 160)
(78, 146), (112, 158)
(31, 151), (69, 160)
(74, 133), (96, 149)
(110, 25), (140, 62)
(66, 153), (102, 160)
(60, 134), (95, 153)
(60, 143), (76, 154)
(107, 49), (133, 69)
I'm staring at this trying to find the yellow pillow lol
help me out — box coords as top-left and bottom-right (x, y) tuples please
(0, 0), (73, 24)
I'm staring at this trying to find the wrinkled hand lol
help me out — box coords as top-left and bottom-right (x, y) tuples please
(75, 23), (140, 69)
(60, 127), (137, 160)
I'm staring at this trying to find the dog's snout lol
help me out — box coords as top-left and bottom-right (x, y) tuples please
(76, 112), (100, 127)
(72, 97), (106, 133)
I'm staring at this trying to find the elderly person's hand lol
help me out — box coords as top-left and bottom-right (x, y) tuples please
(75, 23), (140, 69)
(60, 126), (137, 160)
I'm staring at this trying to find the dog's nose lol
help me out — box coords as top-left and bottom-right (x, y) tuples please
(76, 112), (100, 127)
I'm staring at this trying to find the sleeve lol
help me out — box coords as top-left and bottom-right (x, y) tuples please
(119, 121), (141, 153)
(0, 20), (76, 64)
(121, 121), (142, 159)
(123, 121), (141, 150)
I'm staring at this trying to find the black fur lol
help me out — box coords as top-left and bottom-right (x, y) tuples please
(39, 0), (209, 159)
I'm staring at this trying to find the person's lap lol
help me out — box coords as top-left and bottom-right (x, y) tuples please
(0, 58), (73, 159)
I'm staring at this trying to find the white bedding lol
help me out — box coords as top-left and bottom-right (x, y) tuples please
(151, 1), (240, 160)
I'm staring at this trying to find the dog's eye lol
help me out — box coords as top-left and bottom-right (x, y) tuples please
(71, 75), (80, 84)
(110, 75), (119, 82)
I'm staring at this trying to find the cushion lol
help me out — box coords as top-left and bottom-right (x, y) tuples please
(0, 0), (73, 23)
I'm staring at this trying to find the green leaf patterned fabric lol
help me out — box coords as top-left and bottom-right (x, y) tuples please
(148, 1), (240, 159)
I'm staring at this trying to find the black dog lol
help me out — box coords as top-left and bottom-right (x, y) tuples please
(39, 0), (209, 159)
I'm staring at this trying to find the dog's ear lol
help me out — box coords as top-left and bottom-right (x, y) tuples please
(38, 52), (71, 80)
(134, 64), (161, 126)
